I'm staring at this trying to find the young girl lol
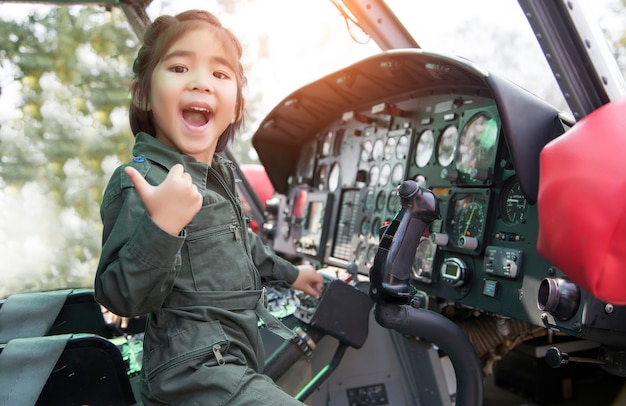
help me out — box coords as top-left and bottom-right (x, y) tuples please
(95, 10), (322, 405)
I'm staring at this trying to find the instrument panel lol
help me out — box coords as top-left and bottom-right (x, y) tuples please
(297, 92), (504, 271)
(252, 49), (626, 348)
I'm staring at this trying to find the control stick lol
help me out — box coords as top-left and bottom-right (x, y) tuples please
(369, 180), (439, 304)
(369, 180), (484, 406)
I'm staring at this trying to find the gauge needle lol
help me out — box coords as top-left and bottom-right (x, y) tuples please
(463, 206), (476, 236)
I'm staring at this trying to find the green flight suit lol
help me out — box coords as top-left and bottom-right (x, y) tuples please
(95, 132), (304, 405)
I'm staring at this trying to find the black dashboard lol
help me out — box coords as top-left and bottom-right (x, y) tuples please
(252, 49), (626, 353)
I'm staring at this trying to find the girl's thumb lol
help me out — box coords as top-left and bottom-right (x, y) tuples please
(124, 166), (152, 199)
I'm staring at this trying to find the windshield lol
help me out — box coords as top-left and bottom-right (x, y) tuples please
(0, 0), (624, 298)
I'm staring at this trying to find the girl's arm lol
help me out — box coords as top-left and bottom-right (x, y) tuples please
(95, 165), (197, 316)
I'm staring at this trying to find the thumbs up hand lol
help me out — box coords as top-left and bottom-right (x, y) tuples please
(125, 164), (202, 235)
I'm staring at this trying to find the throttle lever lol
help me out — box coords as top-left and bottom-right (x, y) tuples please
(369, 180), (440, 304)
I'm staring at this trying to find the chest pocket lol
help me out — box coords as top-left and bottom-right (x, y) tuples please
(181, 200), (254, 292)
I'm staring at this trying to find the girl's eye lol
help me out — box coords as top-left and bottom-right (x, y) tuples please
(171, 65), (188, 73)
(214, 71), (229, 79)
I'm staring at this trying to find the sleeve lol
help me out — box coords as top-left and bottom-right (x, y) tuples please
(247, 228), (299, 285)
(94, 166), (185, 317)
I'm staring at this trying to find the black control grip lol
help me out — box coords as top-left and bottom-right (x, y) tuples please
(369, 180), (439, 304)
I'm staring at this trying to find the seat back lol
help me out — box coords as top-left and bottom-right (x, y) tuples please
(49, 289), (114, 338)
(0, 289), (111, 343)
(0, 334), (137, 405)
(0, 290), (140, 404)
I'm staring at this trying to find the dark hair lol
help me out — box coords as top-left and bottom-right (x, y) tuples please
(129, 10), (247, 152)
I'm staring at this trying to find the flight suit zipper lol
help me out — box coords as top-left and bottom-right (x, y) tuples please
(208, 165), (247, 237)
(230, 225), (241, 241)
(146, 341), (228, 380)
(186, 224), (241, 242)
(208, 164), (261, 288)
(213, 343), (225, 366)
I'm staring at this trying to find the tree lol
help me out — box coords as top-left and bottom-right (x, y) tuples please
(1, 6), (136, 195)
(0, 6), (139, 296)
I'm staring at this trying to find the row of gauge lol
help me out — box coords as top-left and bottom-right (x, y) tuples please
(350, 177), (529, 272)
(357, 112), (498, 173)
(315, 152), (407, 192)
(356, 177), (529, 242)
(313, 111), (500, 193)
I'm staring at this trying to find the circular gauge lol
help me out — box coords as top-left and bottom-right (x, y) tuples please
(361, 141), (373, 162)
(369, 166), (380, 187)
(355, 241), (367, 264)
(317, 164), (327, 190)
(328, 162), (341, 192)
(437, 125), (459, 167)
(378, 164), (391, 186)
(366, 244), (377, 266)
(387, 191), (400, 213)
(415, 130), (434, 167)
(372, 139), (384, 161)
(414, 174), (427, 189)
(384, 137), (396, 160)
(321, 131), (333, 157)
(375, 191), (386, 211)
(360, 217), (371, 236)
(396, 135), (409, 159)
(412, 237), (437, 283)
(454, 198), (485, 241)
(456, 113), (498, 178)
(371, 217), (382, 239)
(391, 163), (404, 186)
(501, 177), (528, 224)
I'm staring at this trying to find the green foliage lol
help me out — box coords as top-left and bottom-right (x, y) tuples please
(0, 6), (139, 295)
(1, 6), (137, 196)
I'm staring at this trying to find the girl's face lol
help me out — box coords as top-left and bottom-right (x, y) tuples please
(149, 26), (239, 163)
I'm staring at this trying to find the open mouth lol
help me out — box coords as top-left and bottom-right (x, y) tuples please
(182, 106), (212, 127)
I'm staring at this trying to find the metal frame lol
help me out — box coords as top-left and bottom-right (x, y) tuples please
(518, 0), (626, 120)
